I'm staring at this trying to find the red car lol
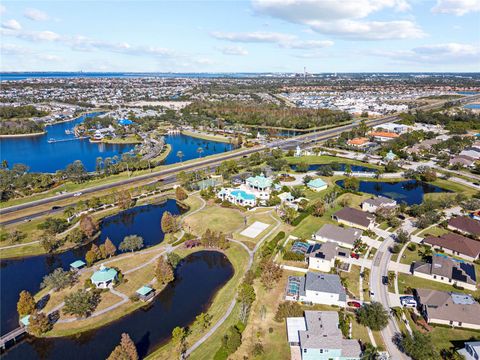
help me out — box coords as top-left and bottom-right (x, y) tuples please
(348, 301), (361, 308)
(350, 253), (360, 259)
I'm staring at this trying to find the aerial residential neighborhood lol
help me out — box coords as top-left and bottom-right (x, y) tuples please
(1, 1), (480, 360)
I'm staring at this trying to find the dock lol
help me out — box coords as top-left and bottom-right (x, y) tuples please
(0, 327), (27, 350)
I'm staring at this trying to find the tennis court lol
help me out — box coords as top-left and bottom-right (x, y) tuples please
(240, 221), (270, 238)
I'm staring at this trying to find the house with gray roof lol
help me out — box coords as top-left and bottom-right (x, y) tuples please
(448, 216), (480, 239)
(361, 196), (397, 213)
(307, 241), (348, 272)
(286, 311), (362, 360)
(413, 254), (477, 291)
(333, 207), (375, 230)
(313, 224), (362, 249)
(286, 272), (347, 307)
(415, 289), (480, 330)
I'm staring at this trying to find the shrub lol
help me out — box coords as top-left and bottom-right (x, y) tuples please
(274, 302), (303, 322)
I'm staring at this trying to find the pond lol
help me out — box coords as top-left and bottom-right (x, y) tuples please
(290, 163), (377, 173)
(336, 179), (450, 205)
(0, 200), (183, 335)
(1, 251), (233, 360)
(0, 115), (234, 173)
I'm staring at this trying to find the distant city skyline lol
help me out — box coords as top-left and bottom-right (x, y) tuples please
(1, 0), (479, 73)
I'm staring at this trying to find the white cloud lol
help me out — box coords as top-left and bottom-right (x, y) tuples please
(38, 54), (62, 62)
(432, 0), (480, 15)
(1, 43), (31, 55)
(251, 0), (424, 40)
(24, 8), (49, 21)
(219, 45), (249, 56)
(309, 19), (425, 40)
(0, 5), (6, 15)
(2, 19), (22, 31)
(372, 43), (480, 64)
(211, 31), (333, 49)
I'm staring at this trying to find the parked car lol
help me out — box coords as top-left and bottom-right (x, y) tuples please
(73, 192), (82, 197)
(400, 296), (417, 308)
(347, 301), (361, 308)
(350, 253), (360, 259)
(382, 276), (389, 285)
(51, 206), (61, 210)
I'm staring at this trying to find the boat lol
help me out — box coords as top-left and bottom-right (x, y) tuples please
(47, 138), (56, 143)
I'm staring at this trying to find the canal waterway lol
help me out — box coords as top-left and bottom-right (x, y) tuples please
(0, 114), (234, 173)
(336, 179), (449, 205)
(2, 251), (233, 360)
(0, 200), (183, 335)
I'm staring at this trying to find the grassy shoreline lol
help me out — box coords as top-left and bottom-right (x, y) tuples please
(181, 129), (233, 143)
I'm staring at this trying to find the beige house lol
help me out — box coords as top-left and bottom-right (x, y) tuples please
(332, 207), (375, 230)
(416, 289), (480, 330)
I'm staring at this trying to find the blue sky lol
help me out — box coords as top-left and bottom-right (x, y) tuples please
(1, 0), (479, 72)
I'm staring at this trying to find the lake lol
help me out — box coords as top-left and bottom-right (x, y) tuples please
(291, 163), (377, 173)
(0, 114), (234, 173)
(1, 251), (233, 360)
(464, 104), (480, 110)
(336, 179), (449, 205)
(0, 200), (183, 335)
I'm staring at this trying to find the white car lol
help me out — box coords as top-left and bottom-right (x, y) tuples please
(73, 192), (82, 197)
(400, 297), (417, 308)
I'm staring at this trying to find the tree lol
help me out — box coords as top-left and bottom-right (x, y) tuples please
(119, 235), (144, 252)
(175, 186), (188, 201)
(161, 211), (175, 233)
(195, 312), (213, 329)
(260, 260), (283, 290)
(166, 252), (182, 269)
(91, 243), (102, 260)
(281, 206), (298, 225)
(396, 229), (410, 244)
(104, 237), (117, 257)
(156, 256), (174, 285)
(343, 177), (360, 191)
(17, 290), (36, 317)
(40, 233), (58, 253)
(117, 190), (135, 210)
(312, 200), (325, 217)
(296, 162), (309, 172)
(120, 333), (138, 360)
(85, 250), (96, 266)
(63, 289), (100, 318)
(171, 326), (187, 356)
(27, 311), (52, 336)
(222, 326), (242, 354)
(361, 343), (379, 360)
(41, 268), (77, 291)
(399, 331), (438, 360)
(67, 227), (86, 244)
(107, 345), (130, 360)
(356, 302), (389, 331)
(79, 214), (99, 238)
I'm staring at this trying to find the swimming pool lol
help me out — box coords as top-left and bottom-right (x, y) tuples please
(231, 189), (256, 200)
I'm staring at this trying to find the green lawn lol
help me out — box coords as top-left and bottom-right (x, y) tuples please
(184, 205), (245, 236)
(397, 273), (480, 297)
(285, 155), (382, 170)
(417, 226), (449, 238)
(340, 265), (361, 299)
(399, 243), (423, 265)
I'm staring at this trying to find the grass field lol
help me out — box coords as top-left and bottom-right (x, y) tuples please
(340, 265), (361, 299)
(397, 273), (480, 298)
(417, 226), (450, 238)
(184, 205), (245, 236)
(285, 155), (382, 170)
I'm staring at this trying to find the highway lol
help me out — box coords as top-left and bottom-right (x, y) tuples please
(1, 93), (478, 225)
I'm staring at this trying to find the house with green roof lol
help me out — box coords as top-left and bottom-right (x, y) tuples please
(91, 265), (118, 289)
(307, 178), (328, 192)
(246, 175), (272, 191)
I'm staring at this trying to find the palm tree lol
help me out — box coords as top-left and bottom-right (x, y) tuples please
(196, 147), (204, 158)
(176, 150), (184, 162)
(361, 343), (379, 360)
(418, 246), (433, 261)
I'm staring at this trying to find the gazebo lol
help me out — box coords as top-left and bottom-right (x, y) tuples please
(91, 265), (118, 289)
(136, 286), (155, 301)
(70, 260), (86, 271)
